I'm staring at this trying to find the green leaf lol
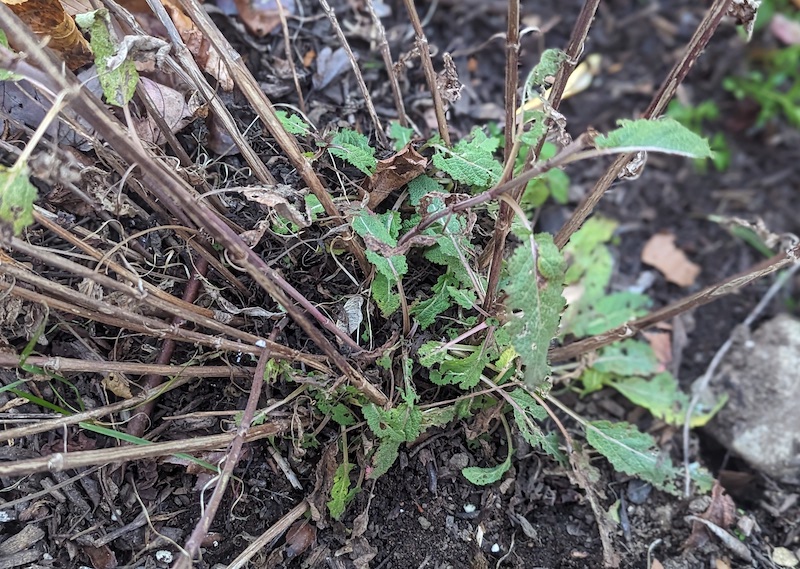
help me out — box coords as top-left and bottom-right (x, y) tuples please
(594, 118), (713, 159)
(429, 350), (487, 390)
(585, 420), (684, 495)
(327, 462), (358, 520)
(0, 163), (36, 236)
(389, 121), (415, 151)
(610, 372), (726, 427)
(462, 451), (511, 485)
(524, 48), (568, 95)
(508, 388), (566, 464)
(411, 275), (452, 329)
(566, 292), (651, 338)
(275, 110), (310, 136)
(371, 272), (400, 316)
(75, 9), (138, 106)
(592, 340), (659, 376)
(351, 209), (399, 246)
(446, 285), (476, 309)
(417, 341), (448, 368)
(0, 30), (21, 81)
(364, 400), (423, 479)
(365, 250), (407, 280)
(503, 234), (566, 389)
(305, 194), (323, 222)
(431, 129), (502, 188)
(407, 175), (442, 206)
(329, 129), (377, 175)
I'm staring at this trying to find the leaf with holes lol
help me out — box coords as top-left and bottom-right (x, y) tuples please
(0, 163), (36, 237)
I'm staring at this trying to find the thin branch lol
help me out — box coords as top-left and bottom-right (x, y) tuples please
(319, 0), (386, 145)
(177, 335), (275, 566)
(503, 0), (520, 173)
(401, 0), (450, 146)
(483, 0), (600, 313)
(554, 0), (733, 249)
(549, 246), (800, 362)
(0, 422), (291, 478)
(366, 0), (408, 125)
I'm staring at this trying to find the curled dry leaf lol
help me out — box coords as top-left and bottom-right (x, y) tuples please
(336, 295), (364, 335)
(285, 520), (316, 559)
(313, 46), (351, 90)
(3, 0), (93, 70)
(364, 145), (427, 209)
(641, 233), (700, 287)
(105, 35), (170, 72)
(235, 184), (309, 228)
(231, 0), (294, 37)
(161, 0), (233, 91)
(133, 77), (205, 145)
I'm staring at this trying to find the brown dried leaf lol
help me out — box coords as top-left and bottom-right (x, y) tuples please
(162, 0), (233, 91)
(82, 544), (117, 569)
(101, 373), (133, 399)
(728, 0), (761, 41)
(4, 0), (93, 70)
(307, 442), (338, 528)
(133, 77), (204, 145)
(236, 184), (309, 228)
(364, 145), (427, 209)
(642, 330), (671, 370)
(230, 0), (294, 37)
(641, 233), (700, 287)
(685, 481), (737, 550)
(285, 520), (316, 559)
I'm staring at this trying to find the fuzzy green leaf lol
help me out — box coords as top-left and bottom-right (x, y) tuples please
(525, 48), (568, 94)
(75, 10), (138, 106)
(503, 234), (566, 389)
(407, 175), (442, 206)
(352, 210), (399, 246)
(610, 372), (726, 428)
(411, 275), (451, 328)
(0, 31), (21, 81)
(462, 452), (511, 485)
(0, 164), (36, 236)
(430, 350), (487, 390)
(329, 129), (377, 175)
(275, 110), (310, 136)
(327, 462), (358, 519)
(369, 440), (401, 479)
(364, 401), (423, 479)
(389, 121), (415, 151)
(432, 129), (502, 188)
(508, 388), (566, 464)
(592, 340), (659, 376)
(417, 341), (448, 368)
(595, 118), (713, 158)
(371, 272), (400, 316)
(446, 285), (476, 309)
(585, 420), (684, 495)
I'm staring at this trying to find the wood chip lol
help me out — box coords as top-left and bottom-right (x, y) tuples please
(641, 233), (700, 287)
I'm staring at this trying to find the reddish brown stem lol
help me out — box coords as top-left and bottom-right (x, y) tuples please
(554, 0), (733, 250)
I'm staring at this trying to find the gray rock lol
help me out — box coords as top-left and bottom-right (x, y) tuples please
(705, 314), (800, 483)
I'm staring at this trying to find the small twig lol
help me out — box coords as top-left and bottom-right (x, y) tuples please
(681, 263), (800, 496)
(226, 500), (310, 569)
(554, 0), (733, 249)
(276, 0), (306, 114)
(502, 0), (520, 173)
(319, 0), (386, 146)
(366, 0), (408, 125)
(550, 245), (800, 363)
(401, 0), (450, 146)
(0, 421), (290, 477)
(482, 0), (601, 313)
(176, 332), (276, 566)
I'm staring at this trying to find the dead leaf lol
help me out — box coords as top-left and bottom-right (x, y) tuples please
(651, 560), (664, 569)
(82, 544), (117, 569)
(162, 0), (233, 91)
(685, 481), (737, 551)
(307, 442), (338, 528)
(642, 330), (671, 370)
(235, 184), (309, 228)
(285, 520), (315, 559)
(134, 77), (205, 145)
(313, 46), (351, 90)
(230, 0), (294, 37)
(364, 145), (427, 208)
(4, 0), (93, 70)
(728, 0), (761, 41)
(641, 233), (700, 287)
(106, 35), (170, 72)
(770, 13), (800, 45)
(102, 373), (133, 399)
(335, 295), (364, 335)
(436, 52), (462, 104)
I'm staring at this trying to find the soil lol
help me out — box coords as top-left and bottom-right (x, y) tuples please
(1, 0), (799, 568)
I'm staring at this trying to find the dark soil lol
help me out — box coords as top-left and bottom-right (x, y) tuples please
(1, 0), (799, 568)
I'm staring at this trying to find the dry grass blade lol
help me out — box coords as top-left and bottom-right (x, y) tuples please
(366, 0), (407, 126)
(0, 421), (290, 477)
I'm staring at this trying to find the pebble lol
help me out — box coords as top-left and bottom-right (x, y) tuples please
(626, 480), (652, 504)
(773, 547), (799, 568)
(449, 453), (470, 470)
(418, 516), (431, 530)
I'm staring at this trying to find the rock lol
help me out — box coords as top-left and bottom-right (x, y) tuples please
(705, 314), (800, 483)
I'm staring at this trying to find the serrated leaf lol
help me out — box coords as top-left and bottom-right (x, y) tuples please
(585, 420), (684, 495)
(275, 110), (310, 136)
(371, 272), (400, 316)
(446, 285), (476, 309)
(565, 292), (651, 338)
(369, 439), (400, 479)
(365, 250), (407, 280)
(462, 452), (511, 485)
(417, 341), (448, 368)
(411, 275), (451, 328)
(431, 129), (502, 188)
(595, 118), (713, 159)
(508, 388), (567, 464)
(610, 372), (726, 427)
(524, 48), (568, 95)
(407, 175), (441, 206)
(503, 234), (566, 389)
(430, 350), (486, 390)
(329, 129), (376, 175)
(75, 9), (138, 106)
(389, 121), (414, 151)
(592, 339), (659, 376)
(351, 209), (399, 246)
(0, 163), (36, 236)
(327, 462), (357, 519)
